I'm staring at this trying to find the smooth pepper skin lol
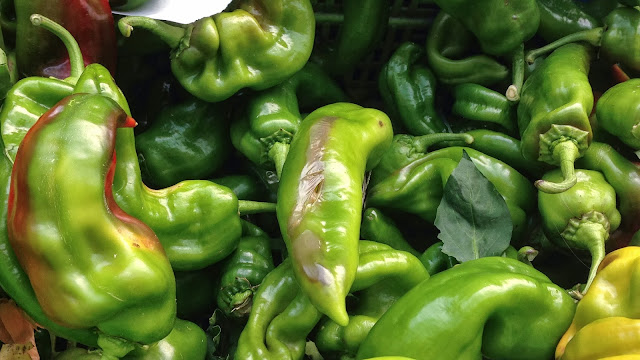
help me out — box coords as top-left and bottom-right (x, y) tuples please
(538, 169), (622, 291)
(135, 98), (231, 188)
(276, 103), (393, 327)
(518, 43), (594, 194)
(425, 11), (509, 87)
(595, 79), (640, 150)
(118, 0), (315, 102)
(7, 94), (176, 345)
(14, 0), (116, 78)
(536, 0), (601, 42)
(356, 257), (576, 360)
(556, 247), (640, 360)
(360, 208), (420, 257)
(379, 41), (446, 135)
(451, 83), (517, 134)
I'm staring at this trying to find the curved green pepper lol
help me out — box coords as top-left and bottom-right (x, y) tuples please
(230, 63), (347, 178)
(277, 103), (393, 326)
(356, 257), (576, 360)
(451, 83), (517, 134)
(379, 41), (446, 135)
(518, 43), (594, 193)
(594, 79), (640, 149)
(537, 0), (601, 42)
(235, 241), (428, 360)
(135, 98), (232, 188)
(8, 94), (176, 349)
(118, 0), (316, 102)
(538, 169), (622, 291)
(425, 11), (509, 87)
(527, 7), (640, 72)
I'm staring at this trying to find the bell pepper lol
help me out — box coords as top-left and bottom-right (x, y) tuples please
(117, 0), (316, 102)
(8, 94), (176, 351)
(538, 169), (622, 291)
(536, 0), (602, 42)
(135, 97), (232, 188)
(13, 0), (116, 78)
(526, 7), (640, 72)
(556, 247), (640, 359)
(360, 208), (420, 257)
(235, 241), (429, 360)
(276, 103), (393, 327)
(593, 79), (640, 149)
(313, 0), (390, 76)
(356, 257), (576, 360)
(425, 11), (509, 87)
(379, 41), (446, 135)
(230, 62), (347, 178)
(518, 43), (594, 193)
(451, 83), (517, 134)
(217, 221), (275, 319)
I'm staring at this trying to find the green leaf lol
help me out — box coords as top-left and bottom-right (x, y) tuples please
(434, 151), (512, 262)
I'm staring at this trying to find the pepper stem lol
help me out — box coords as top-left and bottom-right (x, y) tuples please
(30, 14), (84, 83)
(238, 200), (277, 215)
(567, 221), (608, 293)
(506, 44), (524, 103)
(535, 141), (580, 193)
(118, 16), (187, 49)
(525, 28), (604, 64)
(412, 132), (474, 152)
(269, 142), (290, 179)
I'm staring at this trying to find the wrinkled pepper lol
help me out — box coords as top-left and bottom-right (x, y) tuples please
(536, 0), (602, 42)
(517, 43), (594, 193)
(235, 241), (428, 360)
(118, 0), (316, 102)
(538, 169), (621, 291)
(594, 79), (640, 149)
(135, 97), (231, 188)
(425, 11), (509, 87)
(230, 63), (347, 178)
(217, 221), (275, 319)
(526, 7), (640, 72)
(356, 257), (576, 360)
(7, 94), (176, 351)
(556, 247), (640, 359)
(276, 103), (393, 326)
(379, 41), (446, 135)
(14, 0), (116, 78)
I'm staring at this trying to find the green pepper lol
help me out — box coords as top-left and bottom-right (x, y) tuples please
(0, 26), (16, 100)
(360, 208), (420, 257)
(8, 94), (176, 352)
(538, 169), (622, 291)
(217, 221), (275, 319)
(109, 0), (149, 11)
(451, 83), (517, 134)
(135, 97), (232, 188)
(235, 241), (429, 360)
(212, 174), (266, 201)
(230, 63), (347, 178)
(277, 103), (393, 327)
(425, 11), (509, 87)
(419, 241), (457, 275)
(518, 43), (594, 194)
(379, 42), (446, 135)
(526, 7), (640, 72)
(175, 265), (219, 321)
(536, 0), (602, 42)
(356, 257), (576, 360)
(593, 79), (640, 149)
(117, 0), (315, 102)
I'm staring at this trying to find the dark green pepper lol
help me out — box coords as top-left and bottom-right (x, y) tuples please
(594, 79), (640, 149)
(360, 207), (420, 257)
(117, 0), (316, 102)
(135, 97), (232, 188)
(356, 257), (576, 360)
(379, 41), (446, 135)
(518, 43), (594, 193)
(451, 83), (517, 134)
(212, 174), (266, 201)
(175, 266), (219, 321)
(536, 0), (602, 42)
(425, 11), (509, 87)
(109, 0), (149, 11)
(276, 103), (393, 326)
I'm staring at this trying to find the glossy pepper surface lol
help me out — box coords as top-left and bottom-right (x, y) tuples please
(276, 103), (393, 327)
(14, 0), (116, 78)
(594, 79), (640, 150)
(538, 169), (621, 291)
(118, 0), (316, 102)
(451, 83), (517, 134)
(7, 94), (176, 347)
(360, 207), (419, 257)
(556, 247), (640, 359)
(356, 257), (576, 360)
(518, 43), (594, 193)
(536, 0), (601, 42)
(379, 41), (446, 135)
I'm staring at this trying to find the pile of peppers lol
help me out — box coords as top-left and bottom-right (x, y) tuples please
(0, 0), (639, 359)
